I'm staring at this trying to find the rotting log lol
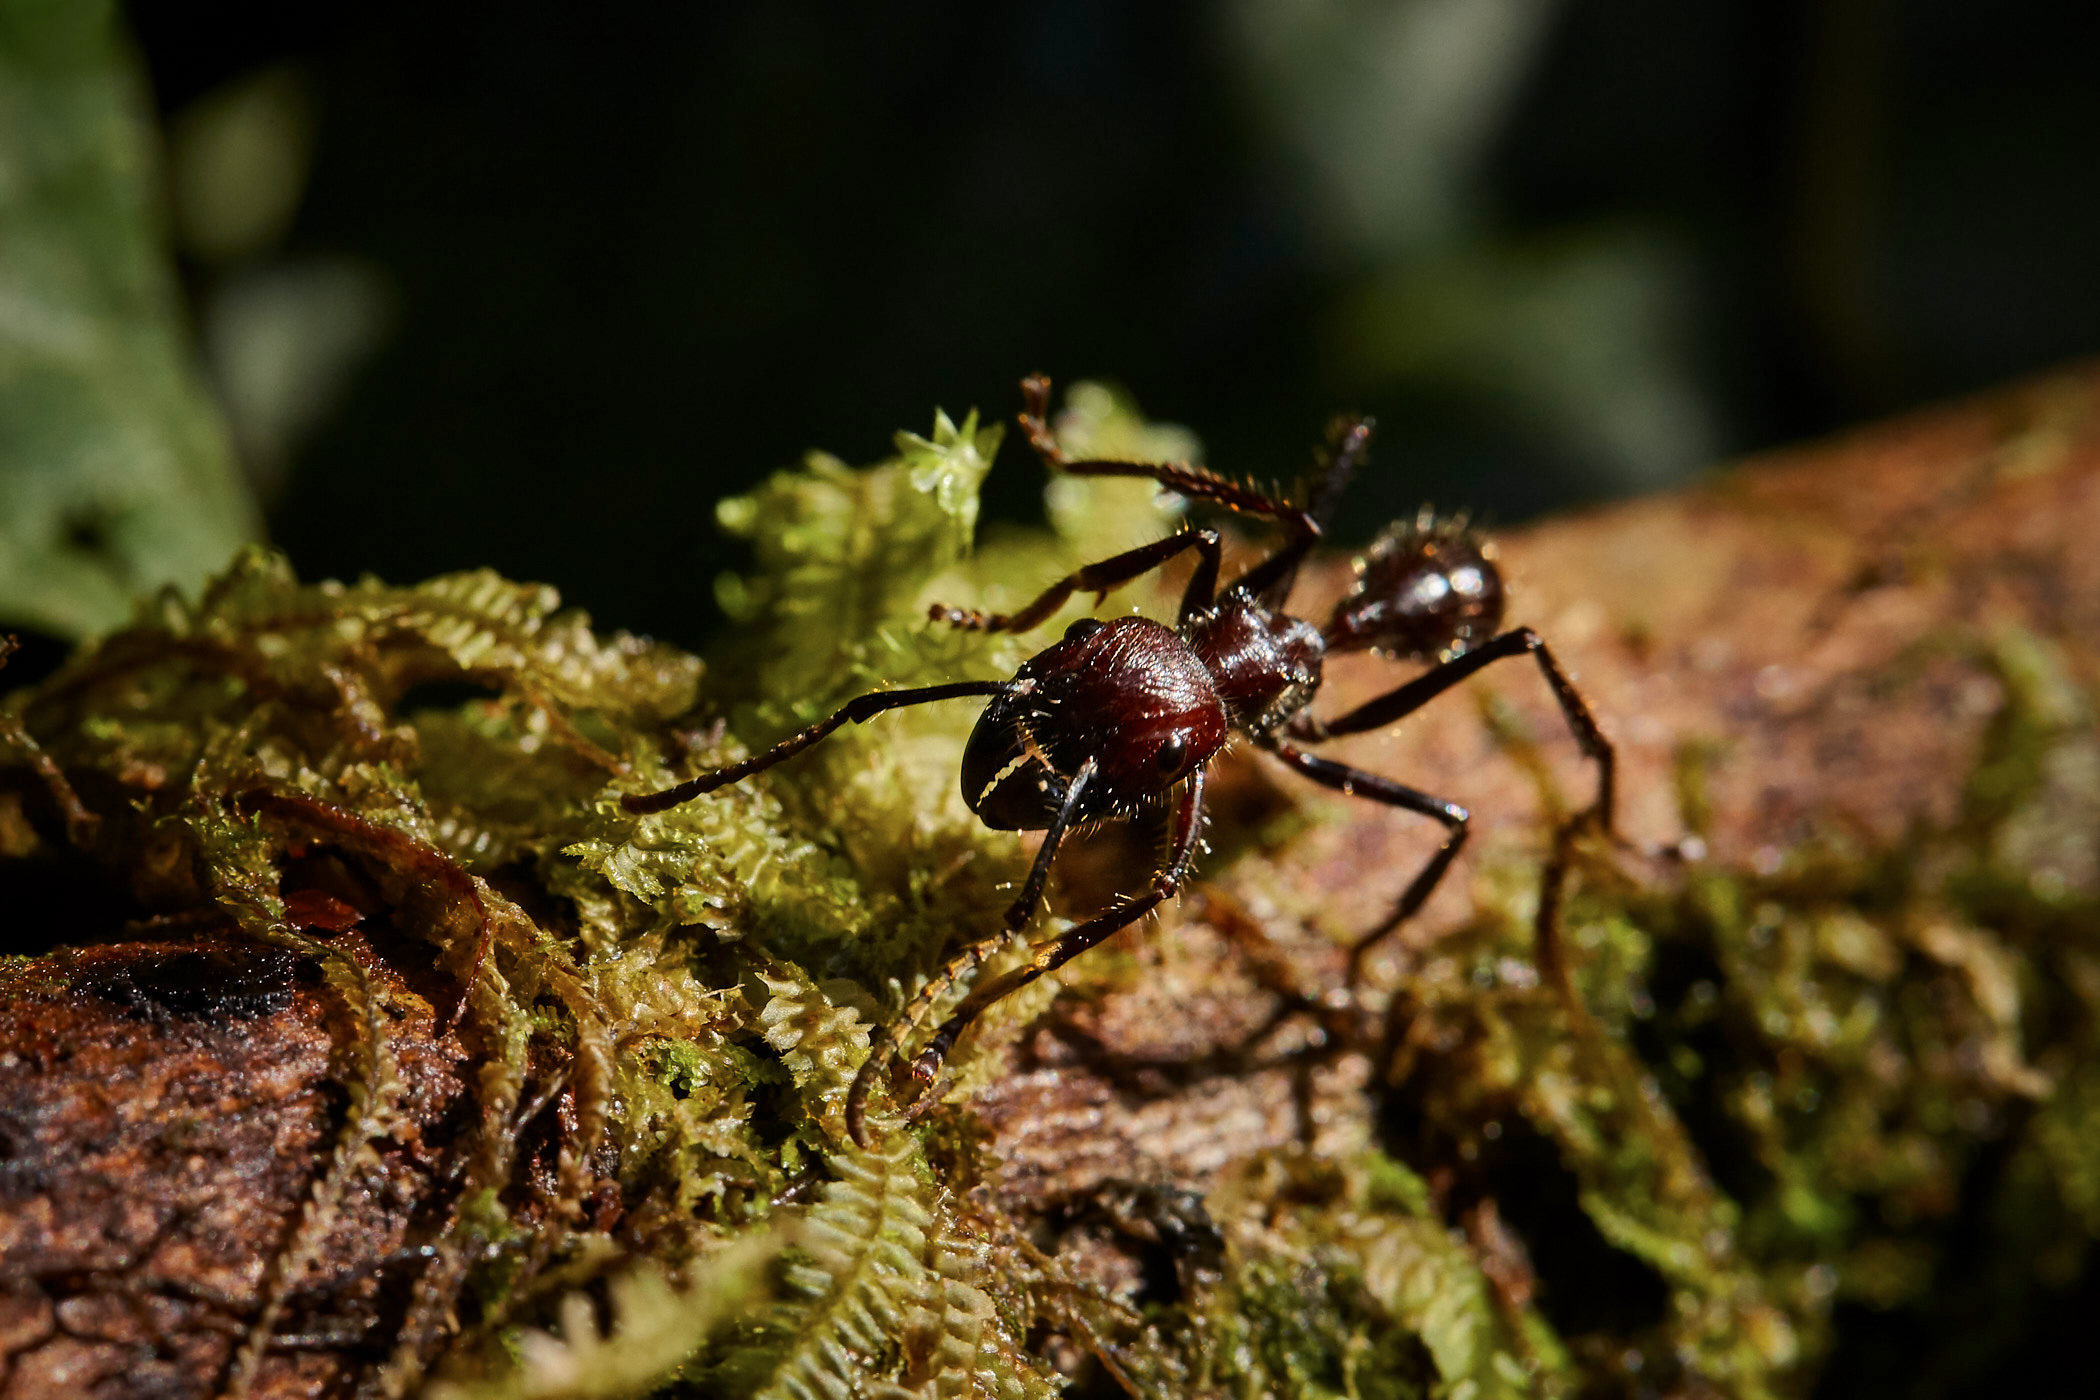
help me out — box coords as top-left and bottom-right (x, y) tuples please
(2, 370), (2097, 1399)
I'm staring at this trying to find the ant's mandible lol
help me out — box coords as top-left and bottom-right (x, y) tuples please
(623, 375), (1616, 1148)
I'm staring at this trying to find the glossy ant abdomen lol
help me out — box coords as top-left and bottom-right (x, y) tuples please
(622, 376), (1615, 1148)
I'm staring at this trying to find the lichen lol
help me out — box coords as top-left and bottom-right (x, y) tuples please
(3, 388), (2096, 1398)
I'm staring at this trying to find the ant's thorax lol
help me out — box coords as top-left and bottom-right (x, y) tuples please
(1181, 591), (1325, 735)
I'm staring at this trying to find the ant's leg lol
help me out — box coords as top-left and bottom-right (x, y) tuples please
(907, 769), (1207, 1090)
(1019, 375), (1321, 596)
(870, 768), (1209, 1139)
(845, 758), (1100, 1148)
(1260, 740), (1469, 988)
(621, 679), (1005, 814)
(1531, 817), (1594, 1029)
(1292, 627), (1615, 831)
(1304, 416), (1376, 533)
(930, 528), (1224, 634)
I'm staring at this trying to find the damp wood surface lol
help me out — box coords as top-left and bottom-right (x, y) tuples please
(1, 371), (2096, 1399)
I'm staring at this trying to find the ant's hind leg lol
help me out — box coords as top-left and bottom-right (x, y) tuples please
(851, 769), (1208, 1146)
(1259, 739), (1469, 990)
(1018, 375), (1320, 554)
(1531, 816), (1595, 1030)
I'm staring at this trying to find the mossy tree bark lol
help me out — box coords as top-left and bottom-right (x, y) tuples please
(2, 369), (2097, 1399)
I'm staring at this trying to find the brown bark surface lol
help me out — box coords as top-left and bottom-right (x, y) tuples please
(0, 937), (470, 1398)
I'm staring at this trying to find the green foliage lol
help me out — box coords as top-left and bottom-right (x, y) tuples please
(428, 1244), (778, 1400)
(733, 1138), (1056, 1400)
(1204, 1150), (1537, 1400)
(0, 0), (259, 638)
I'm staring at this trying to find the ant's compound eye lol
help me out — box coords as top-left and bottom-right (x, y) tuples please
(1155, 735), (1188, 774)
(1064, 617), (1105, 642)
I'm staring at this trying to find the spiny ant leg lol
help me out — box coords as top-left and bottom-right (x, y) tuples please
(1292, 626), (1616, 832)
(1230, 519), (1319, 614)
(876, 768), (1209, 1138)
(622, 679), (1004, 815)
(1020, 375), (1308, 521)
(907, 769), (1207, 1090)
(1019, 374), (1321, 599)
(1304, 416), (1376, 533)
(1259, 740), (1468, 989)
(845, 759), (1100, 1148)
(929, 528), (1224, 634)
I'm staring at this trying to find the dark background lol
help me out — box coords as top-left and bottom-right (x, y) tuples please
(126, 0), (2100, 660)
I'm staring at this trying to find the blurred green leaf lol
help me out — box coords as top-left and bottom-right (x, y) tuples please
(0, 0), (259, 638)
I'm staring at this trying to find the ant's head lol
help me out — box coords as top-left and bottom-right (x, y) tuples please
(960, 617), (1227, 831)
(1324, 512), (1504, 662)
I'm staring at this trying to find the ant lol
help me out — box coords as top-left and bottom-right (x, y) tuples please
(623, 376), (1615, 1148)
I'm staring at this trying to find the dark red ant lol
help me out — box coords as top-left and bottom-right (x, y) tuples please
(623, 376), (1615, 1148)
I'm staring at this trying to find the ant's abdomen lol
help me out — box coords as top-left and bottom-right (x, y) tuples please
(1325, 517), (1505, 662)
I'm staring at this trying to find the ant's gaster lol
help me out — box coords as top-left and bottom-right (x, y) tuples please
(622, 376), (1616, 1148)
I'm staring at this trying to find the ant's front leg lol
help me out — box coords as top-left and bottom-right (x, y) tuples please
(1258, 739), (1468, 989)
(849, 768), (1208, 1148)
(845, 757), (1099, 1147)
(1292, 627), (1616, 834)
(929, 529), (1224, 635)
(621, 679), (1004, 814)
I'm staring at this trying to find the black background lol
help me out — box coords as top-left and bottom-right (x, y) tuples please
(126, 2), (2100, 654)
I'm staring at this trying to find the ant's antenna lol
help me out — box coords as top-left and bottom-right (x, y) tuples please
(1243, 413), (1377, 610)
(1304, 415), (1374, 532)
